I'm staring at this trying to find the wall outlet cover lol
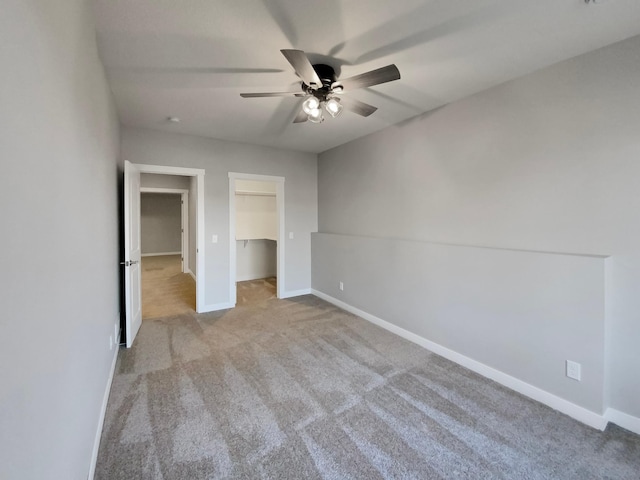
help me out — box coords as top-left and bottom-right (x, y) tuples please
(566, 360), (581, 381)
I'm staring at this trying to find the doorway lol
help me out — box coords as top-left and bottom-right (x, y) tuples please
(229, 172), (285, 305)
(123, 162), (205, 347)
(140, 187), (192, 318)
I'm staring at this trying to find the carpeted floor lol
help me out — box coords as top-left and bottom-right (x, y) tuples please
(96, 288), (640, 479)
(142, 255), (196, 319)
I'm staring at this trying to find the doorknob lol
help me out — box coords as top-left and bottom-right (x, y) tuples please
(120, 260), (140, 267)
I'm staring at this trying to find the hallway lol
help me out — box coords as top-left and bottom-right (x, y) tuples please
(142, 255), (195, 319)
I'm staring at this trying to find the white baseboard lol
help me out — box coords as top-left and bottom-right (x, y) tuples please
(141, 251), (181, 257)
(280, 288), (312, 299)
(88, 330), (120, 479)
(604, 408), (640, 435)
(185, 268), (196, 281)
(200, 301), (234, 313)
(311, 289), (608, 431)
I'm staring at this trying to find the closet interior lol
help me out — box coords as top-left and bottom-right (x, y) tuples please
(235, 179), (277, 283)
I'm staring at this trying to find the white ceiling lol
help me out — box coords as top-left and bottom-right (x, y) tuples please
(93, 0), (640, 154)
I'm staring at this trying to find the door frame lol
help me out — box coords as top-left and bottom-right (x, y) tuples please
(140, 188), (189, 274)
(229, 172), (285, 303)
(130, 163), (205, 313)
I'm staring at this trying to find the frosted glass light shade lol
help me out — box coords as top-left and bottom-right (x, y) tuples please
(325, 97), (343, 117)
(302, 97), (320, 115)
(308, 108), (324, 123)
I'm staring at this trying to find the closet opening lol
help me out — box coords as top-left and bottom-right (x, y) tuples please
(229, 173), (285, 306)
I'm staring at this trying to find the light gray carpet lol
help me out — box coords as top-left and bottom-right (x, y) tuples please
(96, 292), (640, 479)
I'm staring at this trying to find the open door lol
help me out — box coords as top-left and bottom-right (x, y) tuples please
(124, 160), (142, 347)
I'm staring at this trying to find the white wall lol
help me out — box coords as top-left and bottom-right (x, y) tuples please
(0, 1), (121, 478)
(121, 127), (318, 307)
(236, 194), (278, 241)
(315, 35), (640, 424)
(141, 193), (182, 255)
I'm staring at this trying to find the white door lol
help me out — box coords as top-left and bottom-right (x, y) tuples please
(124, 160), (142, 347)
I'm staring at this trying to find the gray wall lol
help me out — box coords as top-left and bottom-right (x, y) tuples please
(0, 1), (121, 478)
(313, 233), (606, 413)
(121, 127), (318, 306)
(141, 173), (190, 189)
(141, 193), (182, 255)
(315, 35), (640, 420)
(237, 239), (277, 281)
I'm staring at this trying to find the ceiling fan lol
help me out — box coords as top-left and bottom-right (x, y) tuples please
(240, 49), (400, 124)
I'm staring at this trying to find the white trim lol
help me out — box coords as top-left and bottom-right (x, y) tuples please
(201, 302), (234, 313)
(129, 162), (205, 314)
(196, 174), (205, 312)
(88, 330), (120, 480)
(311, 289), (608, 431)
(605, 408), (640, 435)
(137, 164), (204, 177)
(139, 187), (189, 195)
(229, 172), (286, 183)
(186, 268), (196, 281)
(141, 251), (181, 257)
(229, 173), (285, 305)
(236, 190), (276, 197)
(280, 288), (312, 299)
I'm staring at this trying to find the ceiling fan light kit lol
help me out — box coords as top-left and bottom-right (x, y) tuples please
(240, 49), (400, 124)
(302, 96), (320, 115)
(325, 97), (343, 118)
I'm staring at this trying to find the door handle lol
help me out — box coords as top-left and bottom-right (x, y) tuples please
(120, 260), (140, 267)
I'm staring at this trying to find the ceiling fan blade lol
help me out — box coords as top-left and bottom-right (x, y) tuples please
(280, 49), (322, 88)
(240, 91), (305, 98)
(292, 109), (308, 123)
(333, 64), (400, 91)
(343, 98), (378, 117)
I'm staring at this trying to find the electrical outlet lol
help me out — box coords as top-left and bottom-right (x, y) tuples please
(339, 281), (344, 291)
(566, 360), (581, 381)
(109, 335), (113, 350)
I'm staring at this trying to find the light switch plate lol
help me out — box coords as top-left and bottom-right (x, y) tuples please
(566, 360), (581, 381)
(212, 234), (218, 243)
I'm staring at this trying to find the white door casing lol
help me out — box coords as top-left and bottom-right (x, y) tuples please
(131, 163), (205, 313)
(124, 161), (142, 347)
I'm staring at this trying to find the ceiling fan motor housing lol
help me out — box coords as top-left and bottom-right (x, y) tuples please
(304, 64), (337, 98)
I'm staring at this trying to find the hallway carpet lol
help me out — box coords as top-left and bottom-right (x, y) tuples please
(142, 255), (195, 319)
(96, 293), (640, 479)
